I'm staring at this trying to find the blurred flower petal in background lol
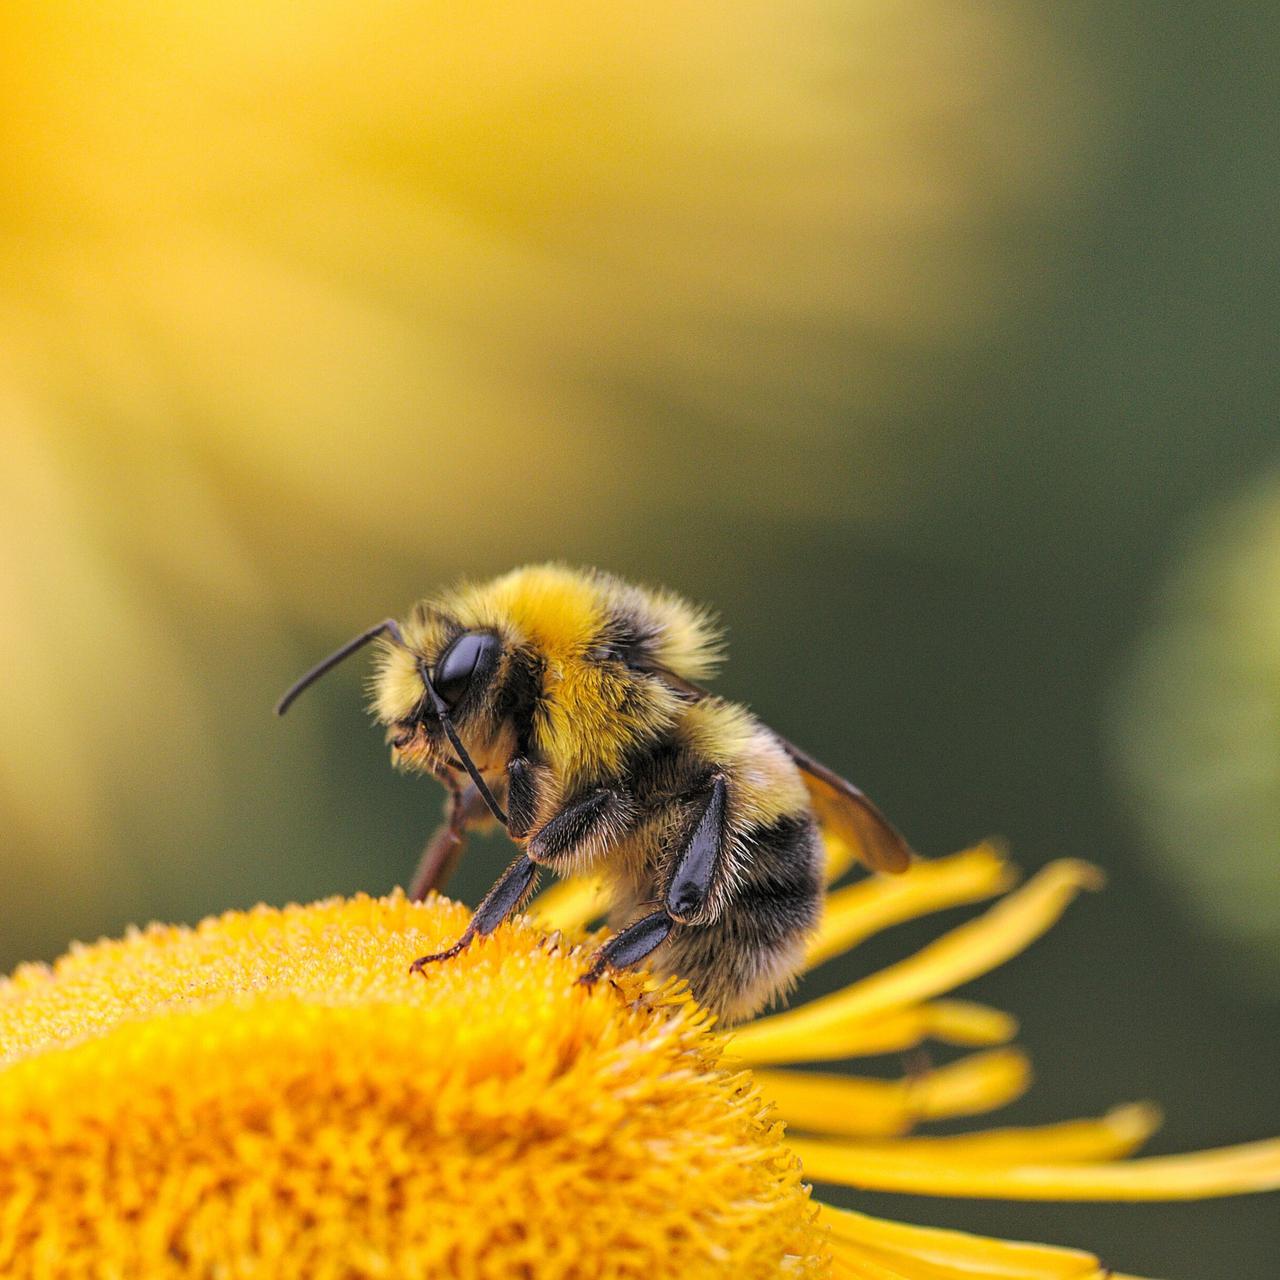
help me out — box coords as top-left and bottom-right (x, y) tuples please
(1112, 473), (1280, 994)
(0, 2), (1110, 934)
(0, 3), (1110, 578)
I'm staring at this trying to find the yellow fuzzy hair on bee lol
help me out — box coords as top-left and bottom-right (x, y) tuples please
(437, 564), (724, 678)
(279, 564), (911, 1021)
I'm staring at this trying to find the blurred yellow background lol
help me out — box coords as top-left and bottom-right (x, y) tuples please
(1, 5), (1276, 1275)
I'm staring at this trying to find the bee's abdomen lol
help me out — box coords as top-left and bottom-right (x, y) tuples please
(731, 813), (823, 939)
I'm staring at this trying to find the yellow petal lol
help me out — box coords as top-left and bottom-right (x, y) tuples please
(525, 874), (609, 932)
(794, 1103), (1161, 1171)
(829, 1252), (933, 1280)
(730, 862), (1093, 1066)
(906, 1047), (1035, 1124)
(733, 999), (1018, 1067)
(884, 1103), (1162, 1163)
(823, 830), (862, 884)
(820, 1203), (1139, 1280)
(798, 1135), (1280, 1200)
(811, 860), (1104, 1028)
(807, 843), (1016, 970)
(756, 1048), (1031, 1138)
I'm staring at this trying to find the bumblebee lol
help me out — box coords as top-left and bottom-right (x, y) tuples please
(277, 565), (911, 1021)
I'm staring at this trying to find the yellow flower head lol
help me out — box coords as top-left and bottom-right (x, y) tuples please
(2, 843), (1278, 1279)
(0, 895), (819, 1278)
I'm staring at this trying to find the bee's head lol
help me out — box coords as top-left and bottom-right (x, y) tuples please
(374, 626), (515, 778)
(276, 614), (519, 826)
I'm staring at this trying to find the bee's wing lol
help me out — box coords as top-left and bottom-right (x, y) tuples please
(640, 662), (912, 875)
(770, 733), (912, 875)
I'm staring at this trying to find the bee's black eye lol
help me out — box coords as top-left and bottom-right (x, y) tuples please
(432, 632), (498, 709)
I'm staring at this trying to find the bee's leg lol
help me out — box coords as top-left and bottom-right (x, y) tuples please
(525, 786), (630, 869)
(504, 755), (541, 839)
(409, 854), (539, 973)
(663, 775), (728, 924)
(577, 911), (673, 987)
(409, 781), (489, 900)
(411, 753), (540, 899)
(578, 776), (727, 986)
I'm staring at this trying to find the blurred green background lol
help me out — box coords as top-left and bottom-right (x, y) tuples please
(1, 3), (1277, 1276)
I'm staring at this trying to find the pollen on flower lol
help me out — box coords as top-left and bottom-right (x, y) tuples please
(0, 894), (823, 1279)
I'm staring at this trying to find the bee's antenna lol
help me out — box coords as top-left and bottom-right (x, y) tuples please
(275, 619), (407, 716)
(276, 617), (509, 828)
(414, 665), (509, 828)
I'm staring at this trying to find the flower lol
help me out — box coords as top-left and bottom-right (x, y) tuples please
(2, 843), (1277, 1278)
(1, 894), (822, 1278)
